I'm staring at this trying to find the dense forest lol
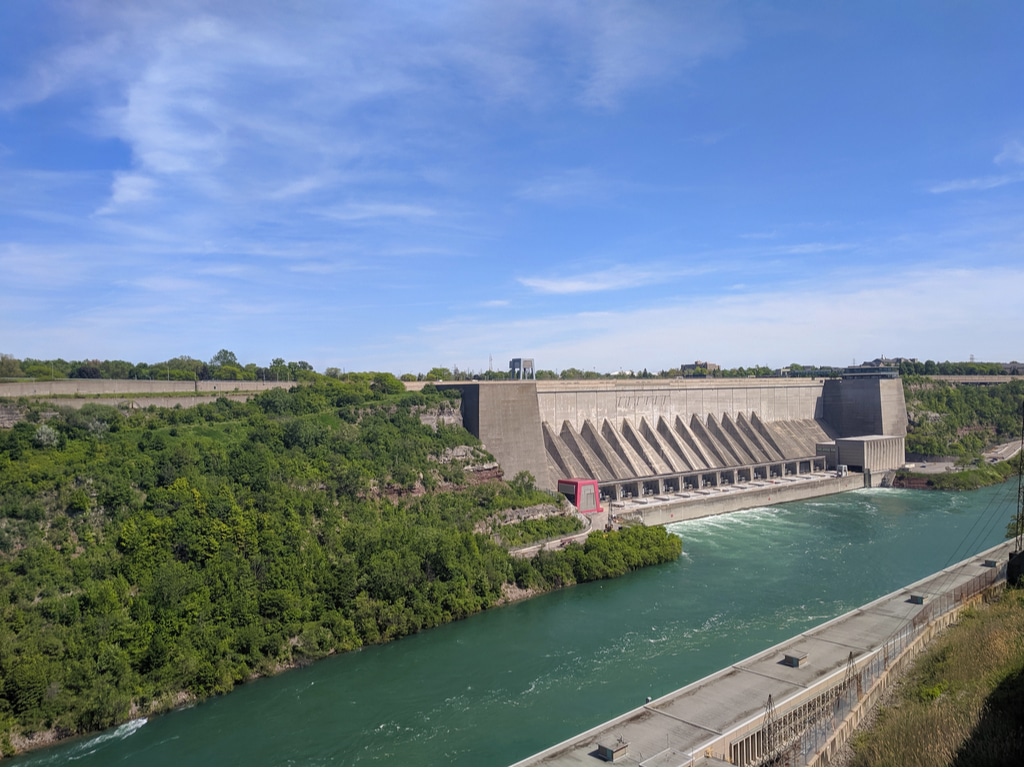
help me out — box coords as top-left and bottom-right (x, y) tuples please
(902, 377), (1024, 460)
(0, 375), (681, 755)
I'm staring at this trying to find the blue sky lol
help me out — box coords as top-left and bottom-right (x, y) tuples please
(2, 1), (1023, 376)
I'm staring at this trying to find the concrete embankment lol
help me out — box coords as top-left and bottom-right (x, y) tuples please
(29, 395), (256, 410)
(610, 472), (866, 527)
(0, 380), (288, 397)
(0, 380), (289, 412)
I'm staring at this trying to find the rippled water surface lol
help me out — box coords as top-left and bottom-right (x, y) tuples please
(8, 484), (1017, 766)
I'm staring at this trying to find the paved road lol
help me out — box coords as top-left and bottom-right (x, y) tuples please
(907, 441), (1021, 474)
(985, 440), (1023, 463)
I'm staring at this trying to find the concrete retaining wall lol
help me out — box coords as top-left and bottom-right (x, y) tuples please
(31, 395), (256, 410)
(0, 380), (289, 398)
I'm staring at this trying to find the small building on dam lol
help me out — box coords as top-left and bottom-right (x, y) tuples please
(438, 371), (908, 502)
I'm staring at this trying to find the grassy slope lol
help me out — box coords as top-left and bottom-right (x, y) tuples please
(849, 588), (1024, 766)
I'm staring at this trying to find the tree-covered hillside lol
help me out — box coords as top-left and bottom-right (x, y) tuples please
(903, 376), (1024, 460)
(0, 375), (681, 755)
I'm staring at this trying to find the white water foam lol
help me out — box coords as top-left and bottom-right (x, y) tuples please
(66, 718), (147, 761)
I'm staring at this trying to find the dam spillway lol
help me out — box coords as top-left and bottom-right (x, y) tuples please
(543, 411), (831, 482)
(443, 377), (908, 495)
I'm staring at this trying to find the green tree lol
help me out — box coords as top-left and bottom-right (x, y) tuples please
(70, 363), (102, 378)
(269, 358), (289, 382)
(0, 354), (23, 378)
(425, 367), (452, 382)
(209, 349), (239, 368)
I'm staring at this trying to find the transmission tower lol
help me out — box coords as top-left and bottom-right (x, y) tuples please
(1010, 400), (1024, 586)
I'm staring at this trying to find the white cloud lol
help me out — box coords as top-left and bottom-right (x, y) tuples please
(995, 140), (1024, 166)
(516, 168), (606, 203)
(930, 139), (1024, 193)
(317, 202), (439, 223)
(5, 2), (1019, 377)
(576, 1), (743, 109)
(0, 28), (126, 110)
(96, 172), (158, 214)
(130, 275), (212, 295)
(768, 242), (855, 255)
(288, 261), (354, 275)
(0, 243), (91, 287)
(929, 174), (1024, 194)
(267, 174), (333, 200)
(419, 265), (1024, 373)
(519, 263), (670, 294)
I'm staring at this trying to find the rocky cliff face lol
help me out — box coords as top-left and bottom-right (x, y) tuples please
(417, 402), (463, 430)
(0, 404), (24, 428)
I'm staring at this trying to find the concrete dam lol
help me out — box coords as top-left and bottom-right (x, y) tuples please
(443, 377), (908, 504)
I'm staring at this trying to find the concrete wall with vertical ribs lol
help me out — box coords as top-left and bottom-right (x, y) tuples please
(535, 379), (825, 432)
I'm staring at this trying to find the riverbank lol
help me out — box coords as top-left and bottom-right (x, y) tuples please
(892, 460), (1016, 491)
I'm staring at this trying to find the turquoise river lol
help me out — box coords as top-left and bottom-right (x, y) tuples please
(5, 483), (1018, 766)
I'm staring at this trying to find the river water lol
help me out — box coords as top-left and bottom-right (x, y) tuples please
(7, 484), (1018, 767)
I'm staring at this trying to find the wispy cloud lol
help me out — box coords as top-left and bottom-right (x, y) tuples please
(518, 242), (856, 297)
(287, 261), (356, 275)
(519, 263), (670, 294)
(96, 172), (158, 214)
(317, 202), (439, 223)
(418, 265), (1024, 373)
(516, 168), (606, 203)
(0, 243), (94, 288)
(130, 275), (213, 295)
(267, 174), (334, 200)
(3, 2), (1021, 376)
(576, 1), (743, 109)
(928, 174), (1024, 194)
(768, 242), (855, 255)
(930, 139), (1024, 194)
(995, 140), (1024, 166)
